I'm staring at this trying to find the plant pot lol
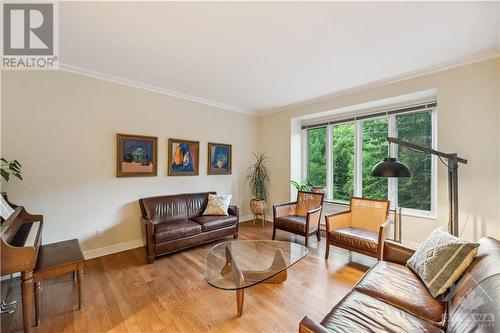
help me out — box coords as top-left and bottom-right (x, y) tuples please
(311, 187), (326, 194)
(250, 199), (266, 215)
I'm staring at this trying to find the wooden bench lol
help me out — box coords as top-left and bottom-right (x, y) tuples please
(33, 239), (84, 325)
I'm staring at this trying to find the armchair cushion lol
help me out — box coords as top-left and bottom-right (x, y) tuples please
(190, 215), (237, 232)
(154, 220), (202, 242)
(274, 215), (306, 233)
(329, 227), (378, 253)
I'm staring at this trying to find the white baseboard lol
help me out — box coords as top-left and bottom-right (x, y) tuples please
(83, 239), (144, 260)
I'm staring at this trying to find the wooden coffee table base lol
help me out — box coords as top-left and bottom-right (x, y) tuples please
(221, 247), (287, 316)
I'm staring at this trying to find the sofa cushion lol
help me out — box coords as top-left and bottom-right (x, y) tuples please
(355, 261), (446, 326)
(329, 227), (378, 253)
(154, 220), (202, 242)
(190, 215), (237, 232)
(320, 291), (444, 333)
(274, 215), (306, 233)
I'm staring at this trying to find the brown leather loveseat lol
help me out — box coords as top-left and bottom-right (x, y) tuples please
(300, 237), (500, 333)
(139, 192), (239, 263)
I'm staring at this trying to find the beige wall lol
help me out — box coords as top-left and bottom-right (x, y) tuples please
(258, 58), (500, 244)
(1, 70), (258, 256)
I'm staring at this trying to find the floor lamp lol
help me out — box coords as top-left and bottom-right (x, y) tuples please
(371, 137), (467, 237)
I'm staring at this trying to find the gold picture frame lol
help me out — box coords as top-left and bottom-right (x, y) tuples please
(167, 138), (200, 176)
(116, 133), (158, 177)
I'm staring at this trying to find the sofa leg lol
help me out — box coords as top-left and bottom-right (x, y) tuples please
(325, 244), (330, 260)
(272, 227), (276, 240)
(148, 255), (155, 264)
(233, 234), (239, 239)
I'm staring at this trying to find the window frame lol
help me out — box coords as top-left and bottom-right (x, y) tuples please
(303, 107), (437, 217)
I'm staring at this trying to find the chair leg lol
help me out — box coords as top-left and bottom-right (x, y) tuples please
(305, 235), (309, 247)
(316, 229), (321, 241)
(272, 227), (276, 240)
(325, 243), (330, 260)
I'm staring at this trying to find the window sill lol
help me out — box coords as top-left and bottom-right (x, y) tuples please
(323, 201), (437, 220)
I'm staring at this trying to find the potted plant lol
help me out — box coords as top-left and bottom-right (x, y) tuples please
(291, 179), (326, 194)
(246, 153), (270, 216)
(1, 157), (22, 182)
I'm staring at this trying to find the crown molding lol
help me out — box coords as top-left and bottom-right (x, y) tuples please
(60, 49), (499, 118)
(58, 63), (256, 116)
(255, 50), (500, 117)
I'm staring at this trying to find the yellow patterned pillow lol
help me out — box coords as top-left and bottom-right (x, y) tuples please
(203, 194), (232, 216)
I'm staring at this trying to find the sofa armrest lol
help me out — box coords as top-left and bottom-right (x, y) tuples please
(273, 202), (297, 219)
(383, 240), (416, 265)
(325, 211), (351, 232)
(299, 316), (331, 333)
(228, 205), (240, 220)
(141, 217), (156, 263)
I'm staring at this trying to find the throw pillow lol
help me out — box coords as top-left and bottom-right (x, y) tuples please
(407, 228), (479, 297)
(203, 194), (232, 216)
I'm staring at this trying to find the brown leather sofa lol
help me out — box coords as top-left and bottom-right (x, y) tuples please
(139, 192), (239, 263)
(300, 237), (500, 333)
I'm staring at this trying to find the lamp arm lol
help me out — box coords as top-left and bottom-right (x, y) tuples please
(387, 137), (467, 164)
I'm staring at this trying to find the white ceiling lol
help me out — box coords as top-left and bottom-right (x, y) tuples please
(59, 2), (500, 115)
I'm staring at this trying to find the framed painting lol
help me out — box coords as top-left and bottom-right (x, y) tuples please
(168, 138), (200, 176)
(116, 133), (158, 177)
(207, 142), (232, 175)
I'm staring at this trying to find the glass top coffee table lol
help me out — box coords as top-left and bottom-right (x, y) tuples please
(204, 240), (309, 316)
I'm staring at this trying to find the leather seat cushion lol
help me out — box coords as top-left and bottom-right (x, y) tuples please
(329, 227), (378, 253)
(189, 215), (237, 232)
(274, 215), (306, 233)
(154, 220), (202, 242)
(355, 261), (446, 326)
(320, 291), (444, 333)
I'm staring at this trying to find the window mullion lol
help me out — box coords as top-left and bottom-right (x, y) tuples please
(326, 125), (333, 201)
(388, 116), (397, 209)
(354, 121), (362, 197)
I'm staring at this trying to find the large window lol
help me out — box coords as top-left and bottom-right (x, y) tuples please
(332, 123), (354, 202)
(362, 118), (389, 200)
(307, 127), (327, 188)
(304, 107), (435, 214)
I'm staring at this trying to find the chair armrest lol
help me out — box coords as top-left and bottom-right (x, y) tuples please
(325, 211), (351, 232)
(306, 206), (322, 232)
(377, 220), (390, 260)
(273, 202), (297, 219)
(383, 240), (416, 265)
(299, 316), (331, 333)
(228, 205), (239, 220)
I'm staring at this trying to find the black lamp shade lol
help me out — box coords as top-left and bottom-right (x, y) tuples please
(371, 157), (411, 178)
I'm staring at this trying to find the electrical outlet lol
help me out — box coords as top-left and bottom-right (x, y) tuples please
(97, 229), (104, 237)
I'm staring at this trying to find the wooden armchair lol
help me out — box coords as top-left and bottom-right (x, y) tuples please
(325, 197), (390, 261)
(272, 191), (325, 247)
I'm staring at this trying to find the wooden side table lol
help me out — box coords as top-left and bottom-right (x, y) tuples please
(33, 239), (84, 326)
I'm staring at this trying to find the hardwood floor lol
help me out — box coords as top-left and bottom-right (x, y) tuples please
(1, 222), (375, 333)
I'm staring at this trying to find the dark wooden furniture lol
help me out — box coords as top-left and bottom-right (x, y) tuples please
(325, 197), (390, 261)
(33, 239), (84, 326)
(272, 191), (324, 247)
(1, 194), (43, 333)
(139, 192), (239, 263)
(300, 237), (500, 333)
